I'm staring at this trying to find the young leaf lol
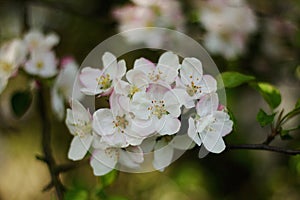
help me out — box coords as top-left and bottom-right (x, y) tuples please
(252, 82), (281, 109)
(256, 109), (275, 127)
(11, 90), (33, 118)
(280, 129), (293, 140)
(220, 71), (255, 88)
(100, 169), (118, 188)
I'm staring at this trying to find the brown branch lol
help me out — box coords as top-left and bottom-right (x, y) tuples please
(38, 82), (64, 200)
(227, 144), (300, 155)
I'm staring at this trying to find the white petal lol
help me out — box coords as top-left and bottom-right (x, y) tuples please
(79, 67), (102, 95)
(45, 33), (60, 48)
(199, 75), (217, 94)
(68, 135), (93, 160)
(180, 57), (203, 85)
(133, 58), (155, 74)
(119, 146), (144, 168)
(51, 87), (65, 120)
(102, 52), (117, 70)
(200, 130), (226, 153)
(126, 69), (149, 88)
(140, 136), (157, 153)
(153, 140), (174, 171)
(101, 131), (128, 148)
(116, 60), (126, 78)
(163, 90), (181, 117)
(196, 93), (219, 117)
(170, 134), (195, 150)
(187, 118), (202, 146)
(156, 115), (181, 136)
(157, 51), (180, 84)
(92, 109), (114, 136)
(71, 99), (91, 122)
(90, 148), (118, 176)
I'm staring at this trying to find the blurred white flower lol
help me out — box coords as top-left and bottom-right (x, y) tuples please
(80, 52), (126, 96)
(24, 29), (59, 52)
(0, 39), (27, 93)
(188, 93), (233, 154)
(65, 99), (93, 161)
(51, 57), (82, 120)
(113, 0), (185, 47)
(24, 51), (58, 78)
(199, 0), (257, 59)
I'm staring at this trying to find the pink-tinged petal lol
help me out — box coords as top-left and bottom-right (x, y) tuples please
(133, 58), (155, 74)
(156, 115), (181, 136)
(147, 84), (168, 100)
(126, 69), (149, 88)
(102, 52), (117, 74)
(116, 59), (126, 78)
(196, 93), (219, 116)
(180, 57), (203, 85)
(187, 118), (202, 146)
(163, 90), (181, 117)
(200, 130), (226, 153)
(79, 67), (102, 95)
(90, 148), (118, 176)
(119, 146), (144, 168)
(170, 134), (195, 150)
(157, 52), (180, 84)
(114, 80), (130, 95)
(130, 118), (156, 137)
(199, 75), (217, 94)
(92, 109), (114, 136)
(68, 135), (93, 161)
(153, 140), (174, 171)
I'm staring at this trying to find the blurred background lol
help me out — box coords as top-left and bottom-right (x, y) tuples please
(0, 0), (300, 199)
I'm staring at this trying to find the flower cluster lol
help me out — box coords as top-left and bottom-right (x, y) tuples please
(0, 30), (81, 119)
(113, 0), (185, 47)
(198, 0), (257, 59)
(66, 51), (233, 175)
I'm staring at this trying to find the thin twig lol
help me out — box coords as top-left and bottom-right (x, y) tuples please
(38, 82), (65, 200)
(227, 144), (300, 155)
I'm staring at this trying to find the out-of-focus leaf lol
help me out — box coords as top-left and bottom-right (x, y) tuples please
(295, 98), (300, 109)
(256, 109), (275, 127)
(220, 71), (255, 88)
(280, 129), (293, 140)
(227, 108), (237, 132)
(100, 169), (118, 188)
(11, 90), (32, 118)
(65, 189), (89, 200)
(252, 82), (281, 109)
(108, 196), (130, 200)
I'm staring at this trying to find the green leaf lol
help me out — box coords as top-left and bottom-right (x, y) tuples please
(256, 109), (275, 127)
(280, 129), (293, 140)
(227, 108), (237, 132)
(295, 98), (300, 109)
(108, 196), (130, 200)
(100, 169), (118, 188)
(65, 189), (89, 200)
(252, 82), (281, 109)
(220, 71), (255, 88)
(11, 90), (33, 118)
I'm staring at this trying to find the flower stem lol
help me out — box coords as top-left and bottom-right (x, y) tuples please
(38, 81), (64, 200)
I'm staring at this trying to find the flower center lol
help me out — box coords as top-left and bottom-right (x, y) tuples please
(128, 85), (140, 98)
(0, 61), (13, 73)
(97, 74), (112, 90)
(113, 114), (129, 132)
(74, 120), (92, 137)
(148, 100), (168, 119)
(148, 70), (163, 82)
(36, 61), (44, 69)
(186, 81), (201, 96)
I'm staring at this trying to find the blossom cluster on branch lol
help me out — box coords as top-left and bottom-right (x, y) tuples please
(66, 51), (233, 175)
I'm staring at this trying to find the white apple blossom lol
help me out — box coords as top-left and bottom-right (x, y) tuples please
(198, 0), (257, 58)
(92, 92), (146, 148)
(131, 84), (181, 136)
(0, 39), (27, 93)
(91, 143), (144, 176)
(175, 57), (217, 108)
(131, 51), (180, 86)
(24, 29), (59, 52)
(24, 51), (58, 78)
(188, 93), (233, 154)
(51, 57), (82, 120)
(113, 0), (185, 47)
(65, 99), (93, 161)
(80, 52), (126, 96)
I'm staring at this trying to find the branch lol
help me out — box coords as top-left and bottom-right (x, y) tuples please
(227, 144), (300, 155)
(38, 82), (64, 200)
